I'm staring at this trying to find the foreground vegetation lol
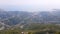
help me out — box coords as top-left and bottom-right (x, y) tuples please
(0, 24), (60, 34)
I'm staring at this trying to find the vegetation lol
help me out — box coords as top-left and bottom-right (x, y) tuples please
(0, 24), (60, 34)
(0, 10), (60, 34)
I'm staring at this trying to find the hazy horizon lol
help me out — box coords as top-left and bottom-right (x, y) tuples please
(0, 0), (60, 12)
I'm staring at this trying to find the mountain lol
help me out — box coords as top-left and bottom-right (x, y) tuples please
(0, 9), (60, 30)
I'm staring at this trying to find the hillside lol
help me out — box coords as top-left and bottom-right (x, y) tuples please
(0, 9), (60, 30)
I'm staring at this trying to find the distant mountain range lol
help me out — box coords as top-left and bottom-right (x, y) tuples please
(0, 9), (60, 30)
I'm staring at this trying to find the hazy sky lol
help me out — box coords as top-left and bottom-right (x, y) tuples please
(0, 0), (60, 12)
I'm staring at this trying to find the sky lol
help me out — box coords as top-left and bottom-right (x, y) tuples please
(0, 0), (60, 12)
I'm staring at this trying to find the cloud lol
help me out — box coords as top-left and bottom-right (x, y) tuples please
(0, 0), (60, 11)
(0, 0), (59, 5)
